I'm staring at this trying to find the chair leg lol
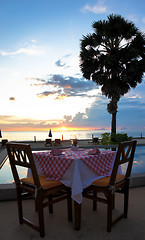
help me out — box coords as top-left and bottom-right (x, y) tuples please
(67, 188), (72, 221)
(16, 187), (23, 224)
(112, 193), (115, 210)
(107, 192), (113, 232)
(48, 195), (53, 213)
(124, 185), (129, 218)
(35, 197), (39, 212)
(93, 190), (97, 211)
(38, 203), (45, 238)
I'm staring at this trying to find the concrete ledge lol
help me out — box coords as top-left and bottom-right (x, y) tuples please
(0, 183), (16, 201)
(0, 172), (145, 201)
(130, 172), (145, 187)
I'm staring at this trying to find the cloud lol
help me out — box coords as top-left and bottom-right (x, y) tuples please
(0, 115), (64, 130)
(60, 95), (110, 128)
(55, 60), (66, 67)
(55, 54), (71, 68)
(81, 0), (107, 14)
(9, 97), (15, 101)
(55, 95), (68, 100)
(63, 54), (72, 58)
(37, 91), (57, 98)
(63, 115), (73, 122)
(29, 74), (98, 99)
(61, 90), (145, 131)
(0, 45), (44, 56)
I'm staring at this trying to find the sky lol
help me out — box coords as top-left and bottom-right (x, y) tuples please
(0, 0), (145, 133)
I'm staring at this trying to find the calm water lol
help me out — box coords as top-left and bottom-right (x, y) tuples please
(1, 130), (105, 141)
(1, 130), (145, 141)
(0, 146), (145, 184)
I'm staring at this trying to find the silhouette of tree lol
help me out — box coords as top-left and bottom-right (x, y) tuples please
(80, 14), (145, 134)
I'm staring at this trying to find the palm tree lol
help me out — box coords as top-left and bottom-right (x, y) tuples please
(80, 14), (145, 134)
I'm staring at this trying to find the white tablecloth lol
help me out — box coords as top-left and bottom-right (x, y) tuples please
(60, 157), (105, 203)
(28, 149), (118, 204)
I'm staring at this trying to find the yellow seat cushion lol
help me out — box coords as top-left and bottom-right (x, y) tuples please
(21, 176), (63, 189)
(92, 174), (125, 187)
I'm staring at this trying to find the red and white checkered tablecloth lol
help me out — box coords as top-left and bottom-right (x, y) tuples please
(33, 149), (116, 180)
(79, 150), (116, 176)
(33, 151), (74, 180)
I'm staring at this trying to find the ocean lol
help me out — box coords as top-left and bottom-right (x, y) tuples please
(1, 129), (145, 142)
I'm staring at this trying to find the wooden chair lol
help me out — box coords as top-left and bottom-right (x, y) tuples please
(6, 142), (72, 238)
(92, 137), (99, 144)
(45, 138), (52, 146)
(83, 140), (137, 232)
(2, 139), (8, 146)
(54, 139), (61, 146)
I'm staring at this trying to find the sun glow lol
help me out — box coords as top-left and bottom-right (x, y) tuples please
(60, 127), (67, 131)
(55, 126), (94, 132)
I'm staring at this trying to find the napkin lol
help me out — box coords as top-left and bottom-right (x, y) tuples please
(88, 148), (100, 155)
(71, 146), (78, 151)
(50, 149), (62, 156)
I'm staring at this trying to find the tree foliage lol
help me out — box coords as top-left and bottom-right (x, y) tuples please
(100, 132), (132, 145)
(80, 14), (145, 133)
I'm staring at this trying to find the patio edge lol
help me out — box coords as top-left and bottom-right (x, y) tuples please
(0, 172), (145, 201)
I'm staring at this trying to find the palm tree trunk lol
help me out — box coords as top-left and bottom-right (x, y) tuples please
(111, 112), (116, 134)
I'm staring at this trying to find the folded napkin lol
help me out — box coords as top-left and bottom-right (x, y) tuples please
(71, 146), (78, 151)
(88, 148), (100, 155)
(50, 149), (62, 156)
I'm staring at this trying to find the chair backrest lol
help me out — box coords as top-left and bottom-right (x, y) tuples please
(93, 138), (98, 143)
(45, 139), (52, 144)
(109, 140), (137, 186)
(6, 142), (41, 188)
(55, 139), (61, 144)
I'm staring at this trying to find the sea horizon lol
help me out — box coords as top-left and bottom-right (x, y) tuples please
(1, 129), (145, 142)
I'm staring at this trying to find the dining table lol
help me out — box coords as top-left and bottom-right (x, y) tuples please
(30, 147), (117, 230)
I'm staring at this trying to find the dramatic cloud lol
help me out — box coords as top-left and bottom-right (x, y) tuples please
(66, 97), (110, 128)
(82, 0), (107, 14)
(62, 94), (145, 131)
(0, 115), (64, 130)
(30, 74), (99, 98)
(26, 74), (145, 131)
(63, 115), (73, 122)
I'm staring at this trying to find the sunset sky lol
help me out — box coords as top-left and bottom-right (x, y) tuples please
(0, 0), (145, 132)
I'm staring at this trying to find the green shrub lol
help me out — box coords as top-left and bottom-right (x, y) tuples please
(100, 132), (132, 145)
(100, 133), (111, 145)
